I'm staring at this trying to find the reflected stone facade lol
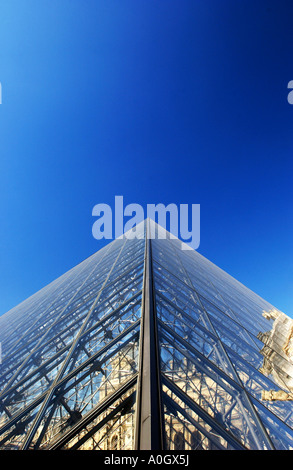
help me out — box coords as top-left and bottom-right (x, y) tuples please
(0, 219), (292, 450)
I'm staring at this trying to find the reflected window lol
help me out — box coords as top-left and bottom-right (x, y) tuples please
(174, 431), (184, 450)
(191, 430), (203, 450)
(110, 434), (118, 450)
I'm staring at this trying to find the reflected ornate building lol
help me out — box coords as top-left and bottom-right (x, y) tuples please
(258, 309), (293, 401)
(0, 220), (293, 450)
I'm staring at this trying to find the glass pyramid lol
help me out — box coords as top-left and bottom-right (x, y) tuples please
(0, 219), (292, 450)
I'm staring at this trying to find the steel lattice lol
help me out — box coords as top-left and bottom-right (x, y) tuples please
(0, 220), (292, 450)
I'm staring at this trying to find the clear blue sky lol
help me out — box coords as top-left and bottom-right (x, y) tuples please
(0, 1), (292, 317)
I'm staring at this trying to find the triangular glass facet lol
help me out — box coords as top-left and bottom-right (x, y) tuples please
(0, 219), (292, 450)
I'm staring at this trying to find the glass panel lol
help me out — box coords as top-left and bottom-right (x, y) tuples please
(62, 386), (137, 450)
(1, 219), (293, 450)
(0, 232), (145, 450)
(159, 328), (271, 450)
(162, 384), (237, 450)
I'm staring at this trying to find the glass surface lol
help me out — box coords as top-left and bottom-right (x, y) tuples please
(0, 220), (292, 450)
(151, 221), (293, 451)
(0, 227), (145, 450)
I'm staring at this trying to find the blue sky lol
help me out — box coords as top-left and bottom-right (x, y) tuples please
(0, 0), (292, 317)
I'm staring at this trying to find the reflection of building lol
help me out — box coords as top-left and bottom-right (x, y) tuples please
(61, 352), (137, 450)
(258, 309), (293, 401)
(0, 220), (293, 450)
(86, 345), (137, 451)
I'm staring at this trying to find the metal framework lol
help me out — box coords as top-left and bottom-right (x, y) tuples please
(135, 222), (164, 450)
(0, 219), (293, 450)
